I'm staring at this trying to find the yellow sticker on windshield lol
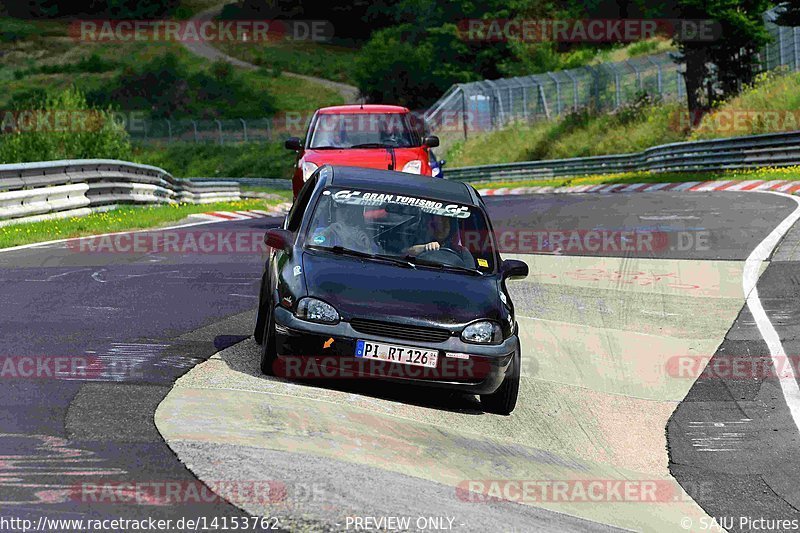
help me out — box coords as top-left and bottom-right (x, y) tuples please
(477, 258), (488, 267)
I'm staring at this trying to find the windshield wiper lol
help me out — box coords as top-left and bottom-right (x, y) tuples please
(309, 145), (344, 150)
(349, 143), (396, 149)
(404, 255), (484, 276)
(307, 245), (415, 269)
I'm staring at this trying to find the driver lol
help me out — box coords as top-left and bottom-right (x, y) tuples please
(405, 215), (452, 256)
(404, 215), (474, 267)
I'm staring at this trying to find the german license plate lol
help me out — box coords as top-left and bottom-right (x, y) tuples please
(355, 340), (438, 368)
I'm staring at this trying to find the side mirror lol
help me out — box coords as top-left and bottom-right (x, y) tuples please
(439, 159), (446, 167)
(285, 137), (302, 151)
(423, 135), (440, 148)
(500, 259), (528, 280)
(264, 228), (293, 252)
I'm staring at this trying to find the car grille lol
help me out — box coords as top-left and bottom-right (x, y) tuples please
(350, 318), (451, 344)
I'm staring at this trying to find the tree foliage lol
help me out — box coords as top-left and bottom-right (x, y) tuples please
(633, 0), (775, 121)
(86, 53), (275, 119)
(773, 1), (800, 26)
(2, 0), (180, 18)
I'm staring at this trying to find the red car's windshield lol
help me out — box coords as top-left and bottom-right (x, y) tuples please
(308, 113), (420, 149)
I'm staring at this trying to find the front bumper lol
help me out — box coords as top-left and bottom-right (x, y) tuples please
(271, 306), (517, 395)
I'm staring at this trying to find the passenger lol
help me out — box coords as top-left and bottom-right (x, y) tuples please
(309, 201), (376, 253)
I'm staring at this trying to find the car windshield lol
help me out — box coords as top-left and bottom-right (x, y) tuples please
(304, 187), (496, 273)
(308, 113), (419, 149)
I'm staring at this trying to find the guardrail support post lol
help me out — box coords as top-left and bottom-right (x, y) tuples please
(539, 85), (550, 120)
(240, 118), (248, 142)
(166, 120), (172, 143)
(627, 60), (642, 91)
(563, 70), (578, 111)
(215, 120), (223, 146)
(649, 58), (663, 97)
(780, 26), (786, 66)
(547, 72), (562, 115)
(192, 120), (198, 143)
(461, 88), (468, 140)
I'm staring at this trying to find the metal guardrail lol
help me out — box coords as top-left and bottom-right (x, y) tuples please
(0, 159), (241, 225)
(444, 130), (800, 183)
(191, 177), (292, 189)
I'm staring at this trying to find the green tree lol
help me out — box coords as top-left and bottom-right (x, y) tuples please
(634, 0), (774, 122)
(5, 0), (178, 17)
(773, 2), (800, 26)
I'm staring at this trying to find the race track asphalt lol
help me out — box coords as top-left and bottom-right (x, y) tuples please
(3, 191), (800, 532)
(155, 191), (800, 532)
(0, 216), (282, 531)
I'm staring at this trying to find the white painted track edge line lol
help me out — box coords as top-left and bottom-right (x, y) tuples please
(744, 190), (800, 432)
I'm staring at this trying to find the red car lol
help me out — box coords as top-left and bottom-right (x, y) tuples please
(285, 104), (440, 197)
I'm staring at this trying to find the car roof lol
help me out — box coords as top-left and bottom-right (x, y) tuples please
(317, 104), (409, 115)
(324, 165), (476, 205)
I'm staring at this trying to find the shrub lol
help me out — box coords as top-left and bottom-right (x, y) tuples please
(87, 53), (275, 119)
(0, 87), (132, 163)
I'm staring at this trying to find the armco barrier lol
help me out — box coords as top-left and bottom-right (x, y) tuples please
(0, 159), (241, 224)
(191, 177), (292, 189)
(444, 130), (800, 182)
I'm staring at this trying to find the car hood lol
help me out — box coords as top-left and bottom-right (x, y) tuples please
(304, 148), (425, 172)
(301, 251), (501, 329)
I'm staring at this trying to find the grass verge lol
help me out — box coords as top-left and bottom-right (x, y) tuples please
(215, 39), (359, 85)
(0, 198), (284, 249)
(133, 142), (294, 179)
(469, 166), (800, 191)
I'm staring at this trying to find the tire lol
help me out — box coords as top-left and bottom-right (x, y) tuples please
(254, 304), (266, 345)
(260, 310), (278, 375)
(480, 349), (520, 415)
(253, 273), (269, 345)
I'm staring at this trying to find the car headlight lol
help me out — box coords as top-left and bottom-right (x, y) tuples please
(296, 297), (340, 324)
(301, 161), (319, 181)
(401, 160), (422, 174)
(461, 320), (502, 344)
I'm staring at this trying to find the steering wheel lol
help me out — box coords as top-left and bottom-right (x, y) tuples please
(416, 247), (465, 266)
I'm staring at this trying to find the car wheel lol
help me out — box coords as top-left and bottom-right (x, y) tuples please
(480, 349), (520, 415)
(254, 273), (269, 345)
(260, 309), (278, 375)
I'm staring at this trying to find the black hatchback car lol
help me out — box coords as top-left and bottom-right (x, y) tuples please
(254, 165), (528, 414)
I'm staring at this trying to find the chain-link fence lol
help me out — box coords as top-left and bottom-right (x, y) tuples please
(425, 13), (800, 150)
(424, 52), (682, 144)
(763, 10), (800, 71)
